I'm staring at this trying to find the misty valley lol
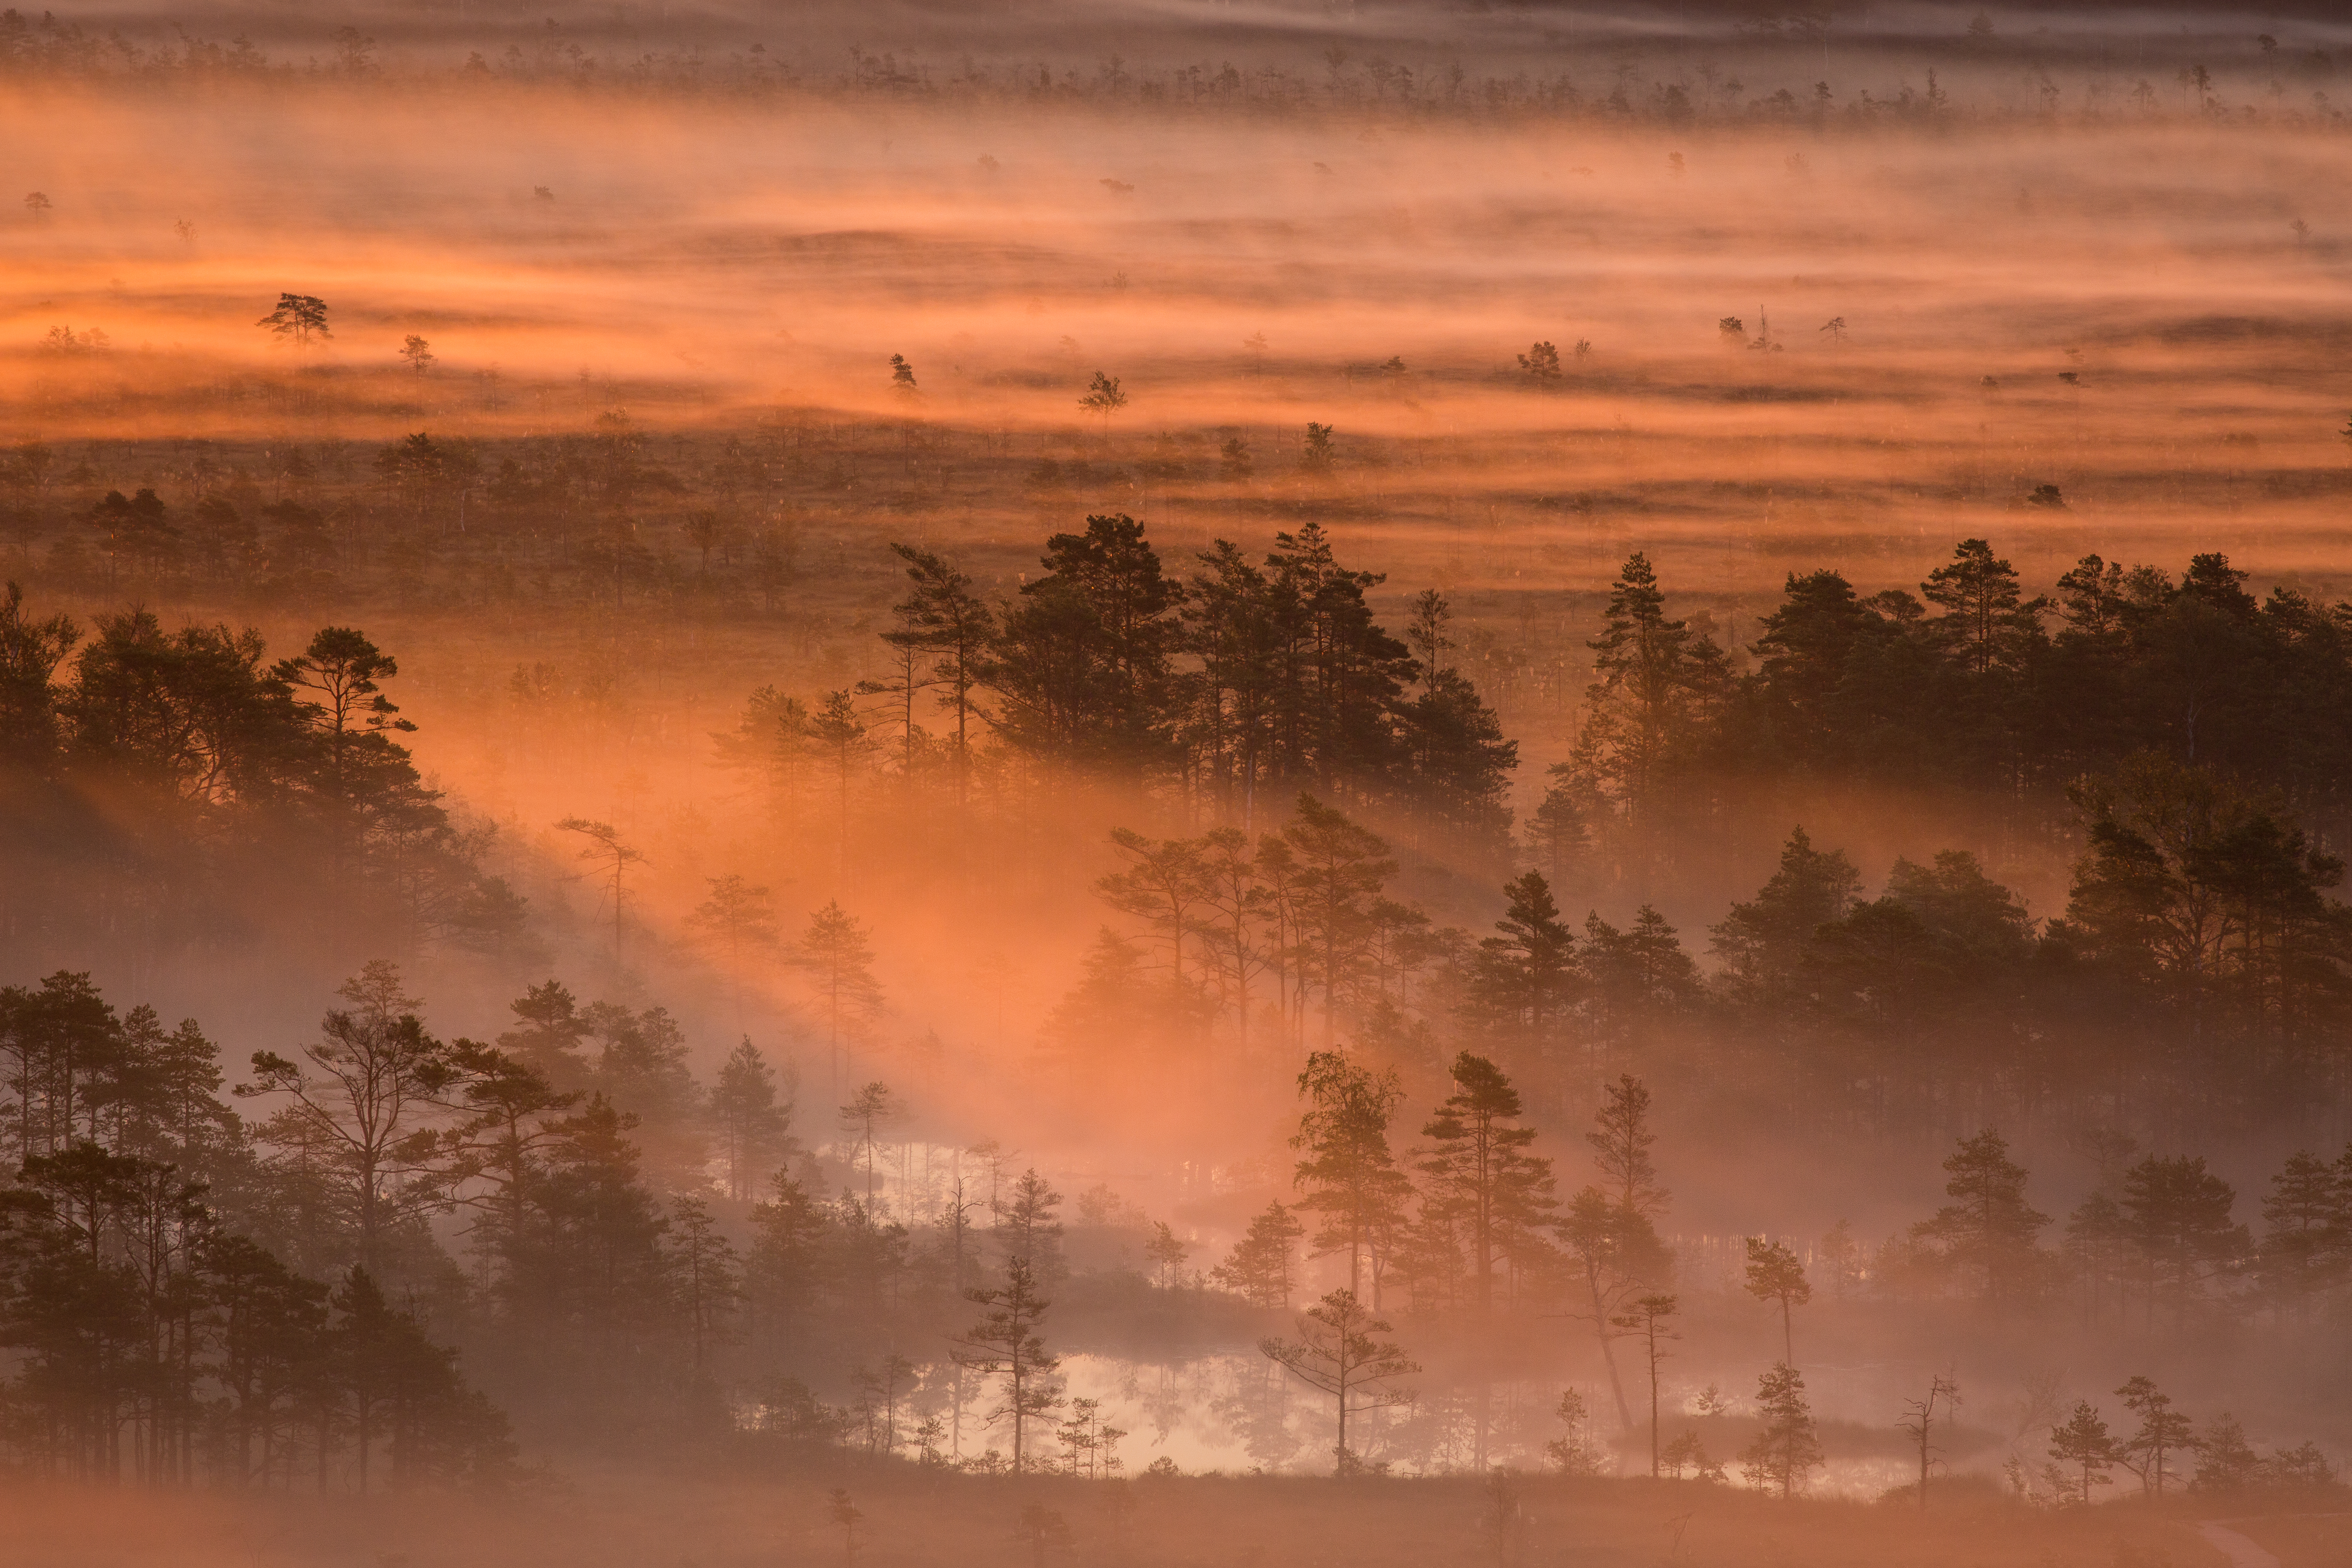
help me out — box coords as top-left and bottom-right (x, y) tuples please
(5, 2), (2352, 1566)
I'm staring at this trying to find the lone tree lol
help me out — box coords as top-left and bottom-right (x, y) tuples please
(950, 1255), (1062, 1474)
(1078, 370), (1128, 426)
(258, 292), (333, 347)
(1895, 1372), (1960, 1510)
(2048, 1400), (2118, 1504)
(555, 817), (647, 967)
(1609, 1292), (1679, 1478)
(400, 334), (435, 373)
(889, 353), (917, 392)
(1742, 1237), (1812, 1364)
(1261, 1287), (1418, 1474)
(1517, 341), (1562, 382)
(1301, 422), (1335, 472)
(827, 1489), (863, 1566)
(1740, 1362), (1823, 1497)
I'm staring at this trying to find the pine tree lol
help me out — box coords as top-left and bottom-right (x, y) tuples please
(828, 1488), (864, 1565)
(1580, 907), (1700, 1052)
(1708, 827), (1861, 998)
(1281, 795), (1398, 1044)
(2258, 1149), (2349, 1316)
(993, 1168), (1066, 1286)
(1397, 668), (1518, 846)
(1742, 1238), (1812, 1364)
(708, 1038), (793, 1201)
(238, 963), (461, 1274)
(1555, 1075), (1672, 1433)
(530, 1095), (670, 1363)
(1608, 1292), (1677, 1477)
(1462, 872), (1576, 1055)
(2121, 1154), (2248, 1321)
(1096, 828), (1213, 1003)
(1569, 552), (1730, 857)
(665, 1195), (741, 1377)
(1816, 1219), (1863, 1299)
(795, 902), (883, 1090)
(985, 512), (1182, 775)
(2114, 1376), (2193, 1495)
(1587, 1074), (1669, 1220)
(836, 1082), (902, 1211)
(1740, 1362), (1823, 1497)
(745, 1169), (833, 1362)
(950, 1256), (1061, 1473)
(1290, 1050), (1412, 1302)
(1921, 538), (2048, 677)
(1526, 768), (1592, 891)
(685, 876), (779, 1020)
(1260, 1288), (1417, 1474)
(554, 818), (647, 968)
(494, 979), (595, 1092)
(1144, 1222), (1190, 1289)
(448, 1040), (578, 1290)
(1909, 1129), (2048, 1303)
(2048, 1400), (2118, 1503)
(1544, 1387), (1604, 1475)
(879, 543), (994, 801)
(1414, 1052), (1556, 1316)
(1211, 1202), (1306, 1307)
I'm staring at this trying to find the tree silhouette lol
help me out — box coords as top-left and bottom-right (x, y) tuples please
(708, 1038), (792, 1201)
(257, 292), (332, 347)
(1416, 1051), (1555, 1317)
(555, 817), (647, 968)
(1742, 1237), (1811, 1363)
(1291, 1050), (1411, 1302)
(1095, 827), (1212, 1002)
(1078, 370), (1127, 426)
(2115, 1375), (2193, 1495)
(950, 1255), (1061, 1473)
(1896, 1372), (1960, 1509)
(827, 1489), (864, 1565)
(1740, 1362), (1823, 1496)
(1301, 422), (1335, 472)
(2048, 1400), (2118, 1503)
(1211, 1202), (1305, 1307)
(836, 1081), (902, 1210)
(1261, 1287), (1418, 1474)
(795, 901), (882, 1090)
(1911, 1129), (2048, 1303)
(1609, 1292), (1678, 1477)
(685, 873), (779, 1021)
(238, 963), (461, 1272)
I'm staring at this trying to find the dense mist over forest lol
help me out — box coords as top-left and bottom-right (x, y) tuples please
(6, 2), (2352, 1565)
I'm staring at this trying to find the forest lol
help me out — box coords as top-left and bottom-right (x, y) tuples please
(6, 0), (2352, 1564)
